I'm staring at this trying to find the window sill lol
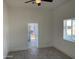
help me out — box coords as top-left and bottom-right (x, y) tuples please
(64, 39), (75, 43)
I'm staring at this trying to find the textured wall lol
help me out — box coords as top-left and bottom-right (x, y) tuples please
(50, 0), (75, 58)
(8, 8), (53, 51)
(3, 0), (10, 59)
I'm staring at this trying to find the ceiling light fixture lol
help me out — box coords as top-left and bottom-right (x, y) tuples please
(24, 0), (53, 6)
(36, 0), (41, 6)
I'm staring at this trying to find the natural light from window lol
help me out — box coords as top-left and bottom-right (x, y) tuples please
(63, 19), (75, 42)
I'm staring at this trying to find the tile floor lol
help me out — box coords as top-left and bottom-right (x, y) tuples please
(7, 47), (72, 59)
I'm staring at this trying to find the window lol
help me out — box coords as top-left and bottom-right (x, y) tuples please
(63, 19), (75, 42)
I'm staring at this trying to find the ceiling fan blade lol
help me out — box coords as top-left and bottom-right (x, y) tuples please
(42, 0), (53, 2)
(24, 0), (33, 3)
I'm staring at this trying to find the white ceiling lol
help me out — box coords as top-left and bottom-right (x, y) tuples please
(6, 0), (70, 9)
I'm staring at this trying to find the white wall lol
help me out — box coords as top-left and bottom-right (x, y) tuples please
(3, 0), (10, 59)
(50, 0), (75, 58)
(8, 8), (53, 51)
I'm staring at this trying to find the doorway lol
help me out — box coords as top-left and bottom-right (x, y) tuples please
(28, 23), (38, 48)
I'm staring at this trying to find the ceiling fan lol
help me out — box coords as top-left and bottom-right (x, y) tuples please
(24, 0), (53, 6)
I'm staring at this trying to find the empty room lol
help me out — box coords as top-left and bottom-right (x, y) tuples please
(3, 0), (75, 59)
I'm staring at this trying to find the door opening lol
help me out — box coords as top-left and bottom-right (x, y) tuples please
(28, 23), (38, 48)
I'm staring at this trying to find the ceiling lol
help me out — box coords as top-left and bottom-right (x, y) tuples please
(6, 0), (70, 9)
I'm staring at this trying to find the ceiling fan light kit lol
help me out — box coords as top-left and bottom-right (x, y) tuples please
(36, 0), (41, 6)
(36, 0), (41, 3)
(25, 0), (53, 6)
